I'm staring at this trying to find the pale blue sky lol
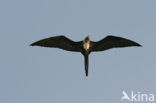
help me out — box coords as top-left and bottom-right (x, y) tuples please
(1, 0), (156, 103)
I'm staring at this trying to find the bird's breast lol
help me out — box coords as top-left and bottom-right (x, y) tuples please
(83, 42), (90, 51)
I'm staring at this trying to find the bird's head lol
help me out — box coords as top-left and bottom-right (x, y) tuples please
(84, 35), (90, 43)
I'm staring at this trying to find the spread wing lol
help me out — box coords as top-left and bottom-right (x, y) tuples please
(92, 35), (142, 51)
(30, 35), (82, 52)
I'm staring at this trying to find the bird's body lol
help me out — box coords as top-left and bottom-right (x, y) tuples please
(30, 35), (141, 76)
(83, 40), (90, 51)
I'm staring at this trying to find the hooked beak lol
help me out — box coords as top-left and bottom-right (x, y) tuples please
(88, 34), (90, 40)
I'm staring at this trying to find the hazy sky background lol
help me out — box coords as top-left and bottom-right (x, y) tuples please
(1, 0), (156, 103)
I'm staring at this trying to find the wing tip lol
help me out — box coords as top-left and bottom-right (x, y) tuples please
(135, 43), (142, 47)
(29, 42), (36, 46)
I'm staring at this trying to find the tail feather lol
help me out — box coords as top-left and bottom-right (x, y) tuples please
(84, 55), (89, 76)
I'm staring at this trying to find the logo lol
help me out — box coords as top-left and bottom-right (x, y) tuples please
(121, 91), (155, 102)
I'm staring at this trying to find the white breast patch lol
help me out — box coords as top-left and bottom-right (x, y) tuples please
(83, 42), (90, 50)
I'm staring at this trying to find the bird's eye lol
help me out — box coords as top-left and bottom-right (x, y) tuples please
(85, 38), (88, 42)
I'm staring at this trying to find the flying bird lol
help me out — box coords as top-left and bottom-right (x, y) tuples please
(30, 35), (141, 76)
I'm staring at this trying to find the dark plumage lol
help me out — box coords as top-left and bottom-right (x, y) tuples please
(30, 35), (142, 76)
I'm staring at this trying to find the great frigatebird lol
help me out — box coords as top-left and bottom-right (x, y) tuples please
(30, 35), (141, 76)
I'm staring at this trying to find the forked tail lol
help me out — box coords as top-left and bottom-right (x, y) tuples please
(84, 55), (89, 76)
